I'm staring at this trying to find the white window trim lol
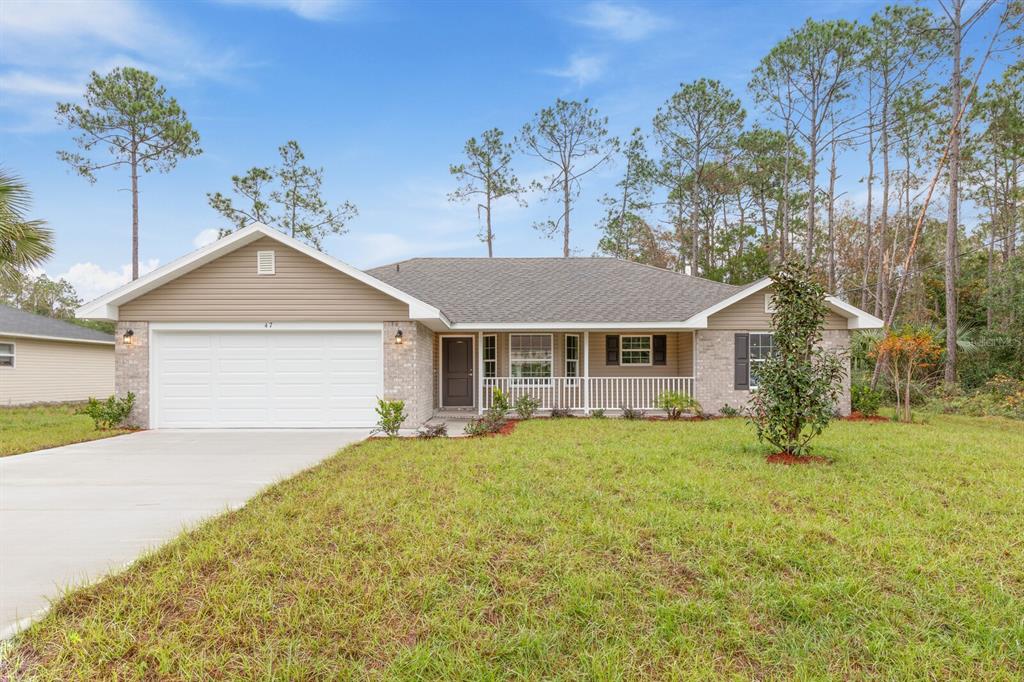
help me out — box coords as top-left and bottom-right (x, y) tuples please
(564, 334), (580, 383)
(0, 341), (14, 369)
(619, 334), (653, 367)
(482, 334), (497, 379)
(748, 331), (775, 390)
(509, 333), (554, 382)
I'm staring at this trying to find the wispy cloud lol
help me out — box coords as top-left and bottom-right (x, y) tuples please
(46, 259), (161, 302)
(217, 0), (356, 21)
(542, 54), (607, 86)
(571, 1), (666, 42)
(0, 0), (246, 131)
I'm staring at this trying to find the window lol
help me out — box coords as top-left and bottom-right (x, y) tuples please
(510, 334), (552, 380)
(256, 250), (276, 275)
(483, 335), (497, 378)
(0, 342), (13, 368)
(749, 332), (775, 388)
(565, 334), (580, 381)
(620, 335), (652, 366)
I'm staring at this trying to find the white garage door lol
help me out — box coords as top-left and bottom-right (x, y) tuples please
(153, 330), (382, 428)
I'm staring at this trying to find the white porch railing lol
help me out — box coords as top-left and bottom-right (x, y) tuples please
(481, 377), (695, 413)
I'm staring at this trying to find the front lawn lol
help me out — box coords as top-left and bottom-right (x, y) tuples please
(0, 404), (132, 457)
(5, 415), (1023, 679)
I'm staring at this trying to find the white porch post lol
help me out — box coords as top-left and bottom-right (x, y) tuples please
(477, 331), (484, 415)
(583, 330), (590, 415)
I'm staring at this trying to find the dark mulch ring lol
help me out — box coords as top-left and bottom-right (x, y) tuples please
(843, 412), (890, 423)
(765, 451), (831, 466)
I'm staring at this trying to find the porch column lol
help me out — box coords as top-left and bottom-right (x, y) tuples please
(477, 331), (484, 415)
(583, 330), (590, 415)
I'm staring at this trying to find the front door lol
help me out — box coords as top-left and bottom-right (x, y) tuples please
(442, 337), (474, 407)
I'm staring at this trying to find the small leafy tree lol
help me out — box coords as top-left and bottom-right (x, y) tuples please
(372, 398), (406, 437)
(80, 392), (135, 430)
(872, 328), (942, 422)
(748, 260), (846, 456)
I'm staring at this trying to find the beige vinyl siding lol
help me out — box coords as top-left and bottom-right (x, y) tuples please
(707, 289), (848, 330)
(120, 238), (409, 322)
(0, 336), (113, 405)
(589, 332), (693, 377)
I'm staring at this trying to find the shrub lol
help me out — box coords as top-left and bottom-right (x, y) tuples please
(514, 395), (540, 420)
(590, 409), (606, 419)
(872, 327), (942, 422)
(372, 398), (406, 437)
(549, 406), (573, 419)
(620, 406), (645, 420)
(719, 404), (740, 417)
(464, 411), (506, 436)
(80, 392), (135, 430)
(851, 384), (884, 416)
(417, 422), (448, 439)
(928, 374), (1024, 420)
(748, 260), (846, 457)
(655, 391), (702, 419)
(490, 387), (511, 417)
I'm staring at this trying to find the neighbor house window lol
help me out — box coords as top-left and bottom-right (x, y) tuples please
(0, 342), (13, 368)
(483, 334), (497, 378)
(749, 332), (775, 388)
(509, 334), (552, 380)
(565, 334), (580, 382)
(620, 335), (652, 366)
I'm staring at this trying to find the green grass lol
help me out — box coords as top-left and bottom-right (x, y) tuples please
(0, 404), (131, 457)
(5, 416), (1023, 680)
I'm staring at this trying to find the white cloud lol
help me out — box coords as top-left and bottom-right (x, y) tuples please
(48, 259), (160, 302)
(0, 0), (245, 130)
(571, 1), (666, 41)
(542, 54), (607, 86)
(193, 228), (221, 249)
(217, 0), (355, 21)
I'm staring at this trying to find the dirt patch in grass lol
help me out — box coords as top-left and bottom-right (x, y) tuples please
(843, 411), (890, 423)
(765, 452), (831, 466)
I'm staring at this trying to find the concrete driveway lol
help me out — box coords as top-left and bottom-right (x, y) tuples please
(0, 429), (368, 637)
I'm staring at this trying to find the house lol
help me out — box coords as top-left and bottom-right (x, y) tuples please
(0, 304), (115, 406)
(76, 223), (882, 429)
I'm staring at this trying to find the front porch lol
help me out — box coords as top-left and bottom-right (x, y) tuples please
(434, 330), (697, 416)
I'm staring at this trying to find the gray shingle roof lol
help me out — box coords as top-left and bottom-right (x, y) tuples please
(0, 304), (114, 343)
(368, 258), (742, 324)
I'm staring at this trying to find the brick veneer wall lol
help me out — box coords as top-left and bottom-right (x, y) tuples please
(115, 321), (150, 428)
(694, 328), (851, 416)
(383, 321), (435, 427)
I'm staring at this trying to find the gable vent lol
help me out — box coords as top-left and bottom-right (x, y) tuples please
(256, 250), (276, 275)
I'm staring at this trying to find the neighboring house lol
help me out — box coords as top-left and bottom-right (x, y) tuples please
(0, 304), (115, 406)
(77, 223), (882, 429)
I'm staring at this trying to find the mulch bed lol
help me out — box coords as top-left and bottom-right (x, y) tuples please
(843, 412), (889, 423)
(765, 452), (831, 466)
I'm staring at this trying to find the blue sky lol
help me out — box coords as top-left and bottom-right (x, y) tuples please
(0, 0), (1009, 299)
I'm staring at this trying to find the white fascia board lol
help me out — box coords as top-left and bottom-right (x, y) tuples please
(448, 322), (700, 331)
(76, 223), (449, 325)
(0, 332), (114, 345)
(827, 297), (884, 329)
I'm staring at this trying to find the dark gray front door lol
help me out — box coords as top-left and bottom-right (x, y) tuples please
(442, 337), (474, 407)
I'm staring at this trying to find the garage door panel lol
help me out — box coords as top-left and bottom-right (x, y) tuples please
(154, 330), (382, 428)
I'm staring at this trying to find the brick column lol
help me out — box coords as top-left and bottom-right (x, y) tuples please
(382, 321), (435, 427)
(115, 321), (149, 428)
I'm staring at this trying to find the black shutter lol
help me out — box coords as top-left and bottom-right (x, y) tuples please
(652, 335), (667, 365)
(606, 335), (619, 365)
(734, 333), (749, 390)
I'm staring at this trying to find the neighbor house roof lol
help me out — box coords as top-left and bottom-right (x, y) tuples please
(0, 304), (115, 344)
(368, 258), (743, 326)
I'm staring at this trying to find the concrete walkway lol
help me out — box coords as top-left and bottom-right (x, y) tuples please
(0, 429), (367, 637)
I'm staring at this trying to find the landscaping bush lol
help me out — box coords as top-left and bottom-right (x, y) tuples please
(490, 387), (511, 417)
(513, 395), (540, 420)
(850, 384), (884, 416)
(748, 260), (846, 456)
(80, 392), (135, 430)
(590, 409), (605, 419)
(372, 398), (406, 437)
(620, 406), (644, 420)
(464, 411), (506, 436)
(718, 404), (740, 417)
(549, 406), (573, 418)
(928, 374), (1024, 420)
(655, 390), (702, 419)
(417, 423), (448, 438)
